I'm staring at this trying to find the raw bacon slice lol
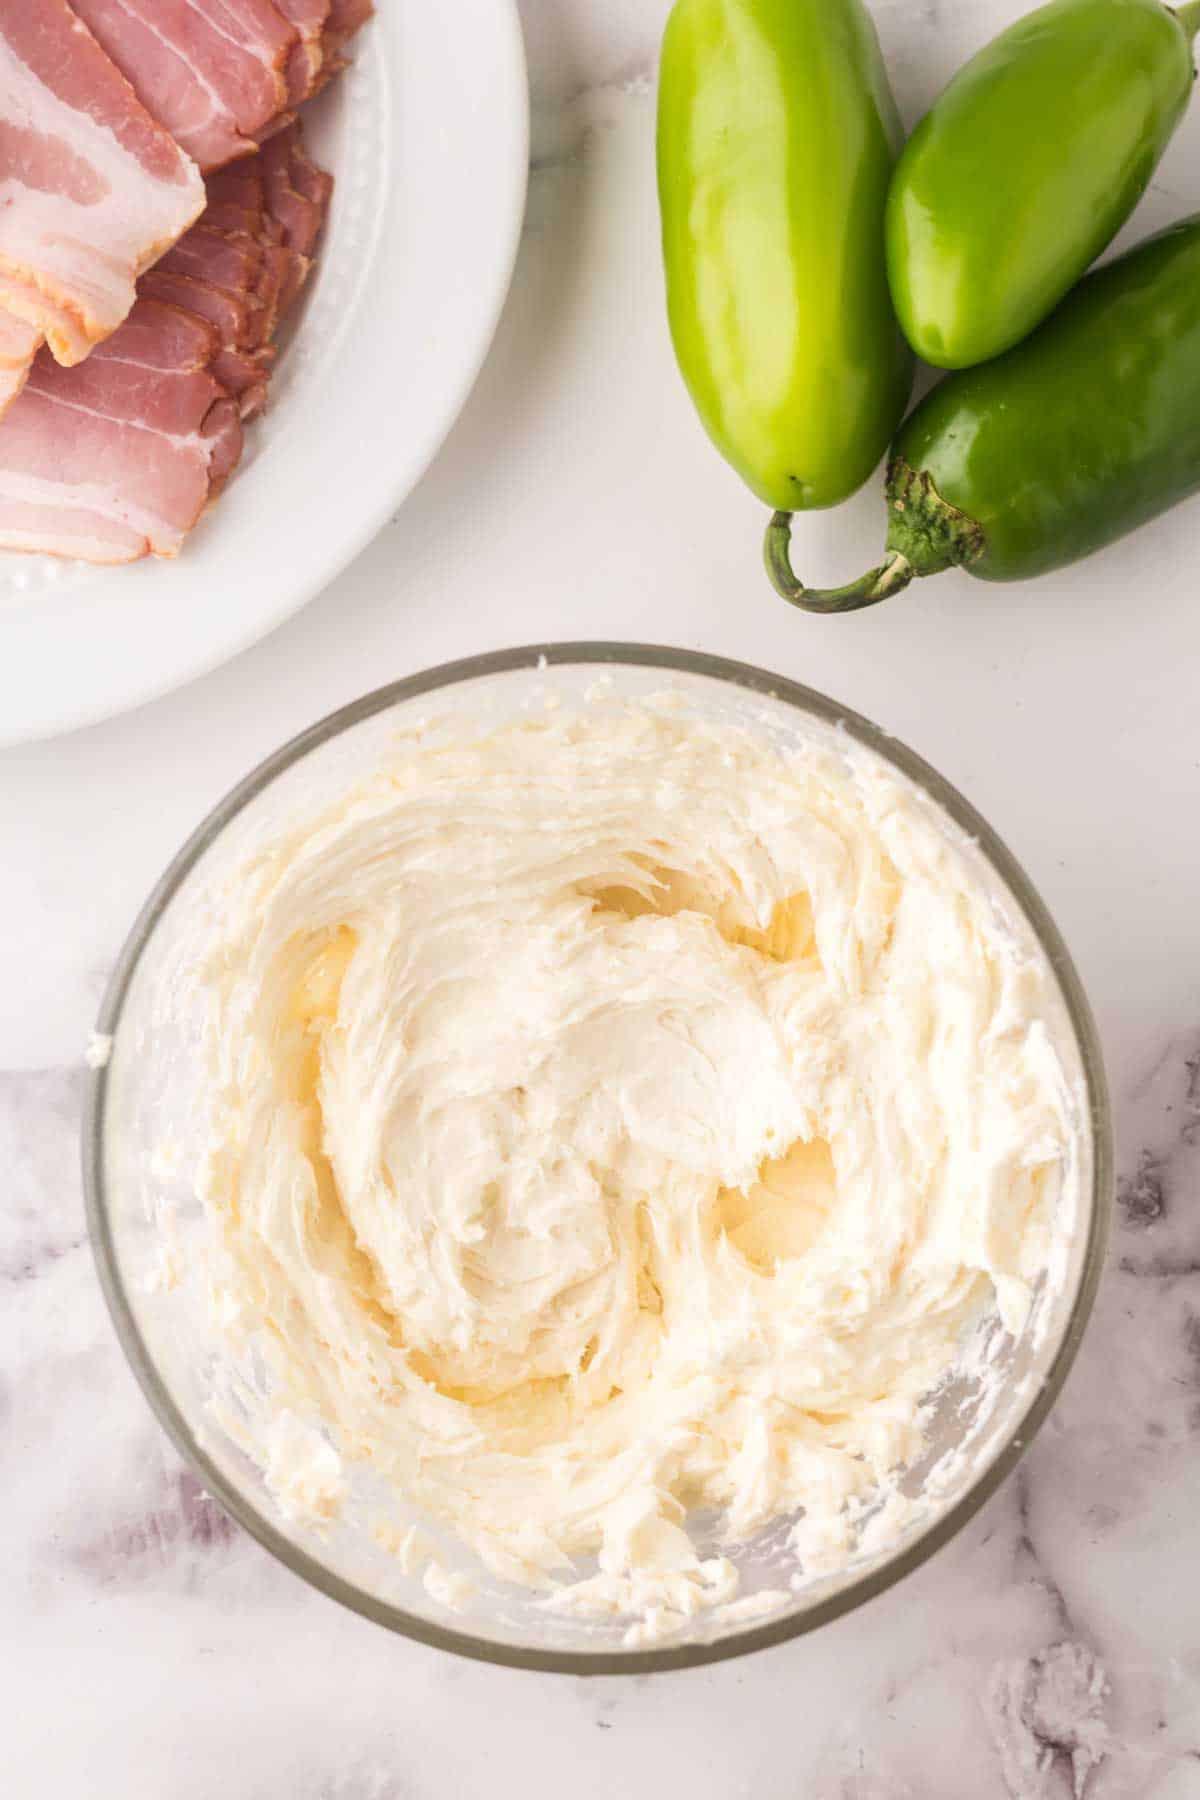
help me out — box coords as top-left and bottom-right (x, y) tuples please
(259, 124), (332, 256)
(0, 0), (204, 365)
(226, 127), (331, 256)
(303, 0), (372, 94)
(276, 0), (332, 100)
(146, 127), (332, 417)
(139, 267), (273, 418)
(0, 299), (242, 561)
(158, 226), (290, 353)
(0, 122), (332, 561)
(196, 126), (331, 324)
(158, 229), (270, 309)
(69, 0), (309, 170)
(0, 310), (42, 418)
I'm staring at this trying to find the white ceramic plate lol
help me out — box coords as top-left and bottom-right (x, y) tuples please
(0, 0), (529, 746)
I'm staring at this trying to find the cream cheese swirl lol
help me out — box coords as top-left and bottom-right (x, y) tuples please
(192, 700), (1079, 1634)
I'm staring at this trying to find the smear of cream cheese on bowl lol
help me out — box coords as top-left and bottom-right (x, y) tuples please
(143, 685), (1087, 1650)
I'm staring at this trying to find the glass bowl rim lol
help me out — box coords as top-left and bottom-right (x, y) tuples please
(83, 641), (1113, 1676)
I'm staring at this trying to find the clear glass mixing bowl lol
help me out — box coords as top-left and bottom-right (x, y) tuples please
(84, 645), (1111, 1673)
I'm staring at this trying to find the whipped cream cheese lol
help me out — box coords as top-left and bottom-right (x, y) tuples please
(188, 697), (1080, 1640)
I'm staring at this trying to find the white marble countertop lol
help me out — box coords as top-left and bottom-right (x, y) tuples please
(6, 2), (1200, 1794)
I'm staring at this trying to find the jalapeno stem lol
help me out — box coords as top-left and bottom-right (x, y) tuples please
(764, 512), (914, 612)
(1175, 0), (1200, 40)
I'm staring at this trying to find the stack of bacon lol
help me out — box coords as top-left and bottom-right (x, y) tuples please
(0, 0), (371, 563)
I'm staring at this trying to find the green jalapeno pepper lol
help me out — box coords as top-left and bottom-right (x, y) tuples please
(886, 0), (1200, 371)
(657, 0), (913, 511)
(766, 215), (1200, 609)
